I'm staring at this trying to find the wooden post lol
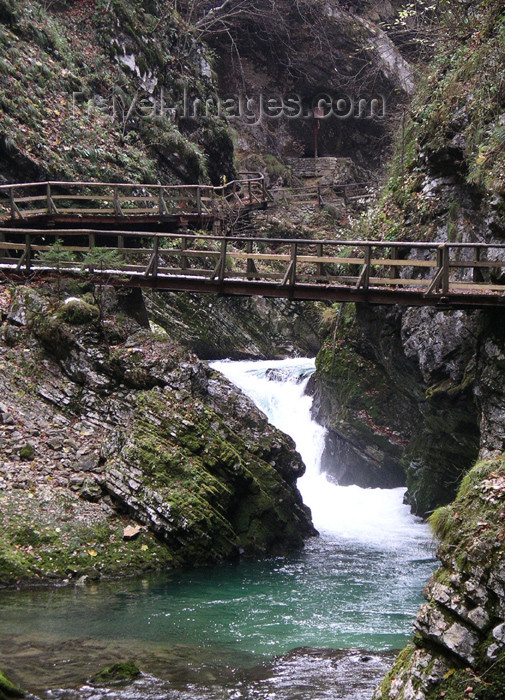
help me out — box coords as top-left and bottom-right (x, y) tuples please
(316, 242), (324, 279)
(248, 180), (252, 204)
(246, 239), (258, 279)
(113, 186), (121, 216)
(211, 187), (216, 216)
(25, 233), (31, 272)
(473, 245), (484, 284)
(363, 244), (371, 290)
(180, 236), (188, 271)
(46, 183), (53, 215)
(9, 188), (15, 219)
(152, 236), (159, 278)
(441, 244), (449, 294)
(390, 245), (398, 280)
(218, 238), (227, 283)
(290, 242), (298, 287)
(343, 186), (348, 207)
(196, 187), (202, 217)
(159, 189), (168, 216)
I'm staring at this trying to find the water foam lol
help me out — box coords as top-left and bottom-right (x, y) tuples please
(211, 358), (430, 550)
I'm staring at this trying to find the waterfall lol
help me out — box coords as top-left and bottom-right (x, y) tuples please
(210, 357), (430, 549)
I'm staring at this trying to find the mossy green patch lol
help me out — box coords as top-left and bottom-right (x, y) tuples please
(374, 644), (416, 698)
(0, 490), (175, 586)
(57, 300), (99, 326)
(90, 661), (140, 685)
(0, 669), (24, 699)
(365, 0), (505, 243)
(106, 383), (311, 565)
(18, 443), (34, 461)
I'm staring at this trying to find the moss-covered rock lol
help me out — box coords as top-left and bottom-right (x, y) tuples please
(90, 661), (140, 685)
(0, 281), (314, 585)
(18, 443), (34, 461)
(0, 670), (24, 699)
(105, 368), (315, 564)
(57, 300), (99, 326)
(374, 455), (505, 699)
(310, 304), (408, 489)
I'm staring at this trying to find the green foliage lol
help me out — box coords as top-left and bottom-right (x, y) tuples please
(90, 661), (140, 685)
(428, 455), (505, 576)
(18, 443), (35, 461)
(81, 247), (123, 272)
(428, 505), (454, 540)
(365, 0), (505, 244)
(38, 239), (76, 266)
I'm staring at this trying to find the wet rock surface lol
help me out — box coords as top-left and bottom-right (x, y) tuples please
(374, 457), (505, 699)
(145, 292), (321, 360)
(1, 634), (396, 700)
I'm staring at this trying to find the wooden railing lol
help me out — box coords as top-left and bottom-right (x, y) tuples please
(0, 173), (269, 222)
(270, 181), (376, 207)
(1, 230), (505, 307)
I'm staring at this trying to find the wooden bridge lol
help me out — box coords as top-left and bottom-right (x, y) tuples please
(1, 228), (505, 309)
(0, 173), (269, 231)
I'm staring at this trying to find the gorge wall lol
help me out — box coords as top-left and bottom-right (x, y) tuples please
(311, 0), (505, 517)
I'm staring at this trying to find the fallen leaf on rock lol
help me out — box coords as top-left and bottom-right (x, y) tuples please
(123, 524), (142, 540)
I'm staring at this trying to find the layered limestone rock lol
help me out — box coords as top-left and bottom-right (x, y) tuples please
(0, 282), (314, 584)
(374, 456), (505, 700)
(308, 305), (408, 489)
(145, 291), (321, 360)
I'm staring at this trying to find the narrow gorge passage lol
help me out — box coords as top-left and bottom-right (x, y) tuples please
(0, 359), (436, 700)
(212, 359), (436, 630)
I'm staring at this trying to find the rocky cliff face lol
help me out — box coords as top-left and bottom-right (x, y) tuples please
(146, 291), (321, 360)
(0, 281), (314, 586)
(210, 0), (421, 165)
(311, 0), (505, 518)
(374, 456), (505, 700)
(303, 0), (505, 695)
(0, 0), (234, 185)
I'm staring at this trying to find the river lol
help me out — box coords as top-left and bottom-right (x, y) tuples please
(0, 358), (436, 699)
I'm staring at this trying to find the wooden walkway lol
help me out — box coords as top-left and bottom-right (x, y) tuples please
(0, 173), (269, 229)
(1, 229), (505, 309)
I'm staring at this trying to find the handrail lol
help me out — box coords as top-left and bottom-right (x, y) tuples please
(2, 227), (505, 249)
(0, 172), (268, 224)
(0, 172), (265, 192)
(0, 229), (504, 307)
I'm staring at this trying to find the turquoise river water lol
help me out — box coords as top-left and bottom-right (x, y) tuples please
(0, 358), (436, 699)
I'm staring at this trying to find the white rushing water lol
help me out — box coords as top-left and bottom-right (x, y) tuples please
(210, 357), (431, 550)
